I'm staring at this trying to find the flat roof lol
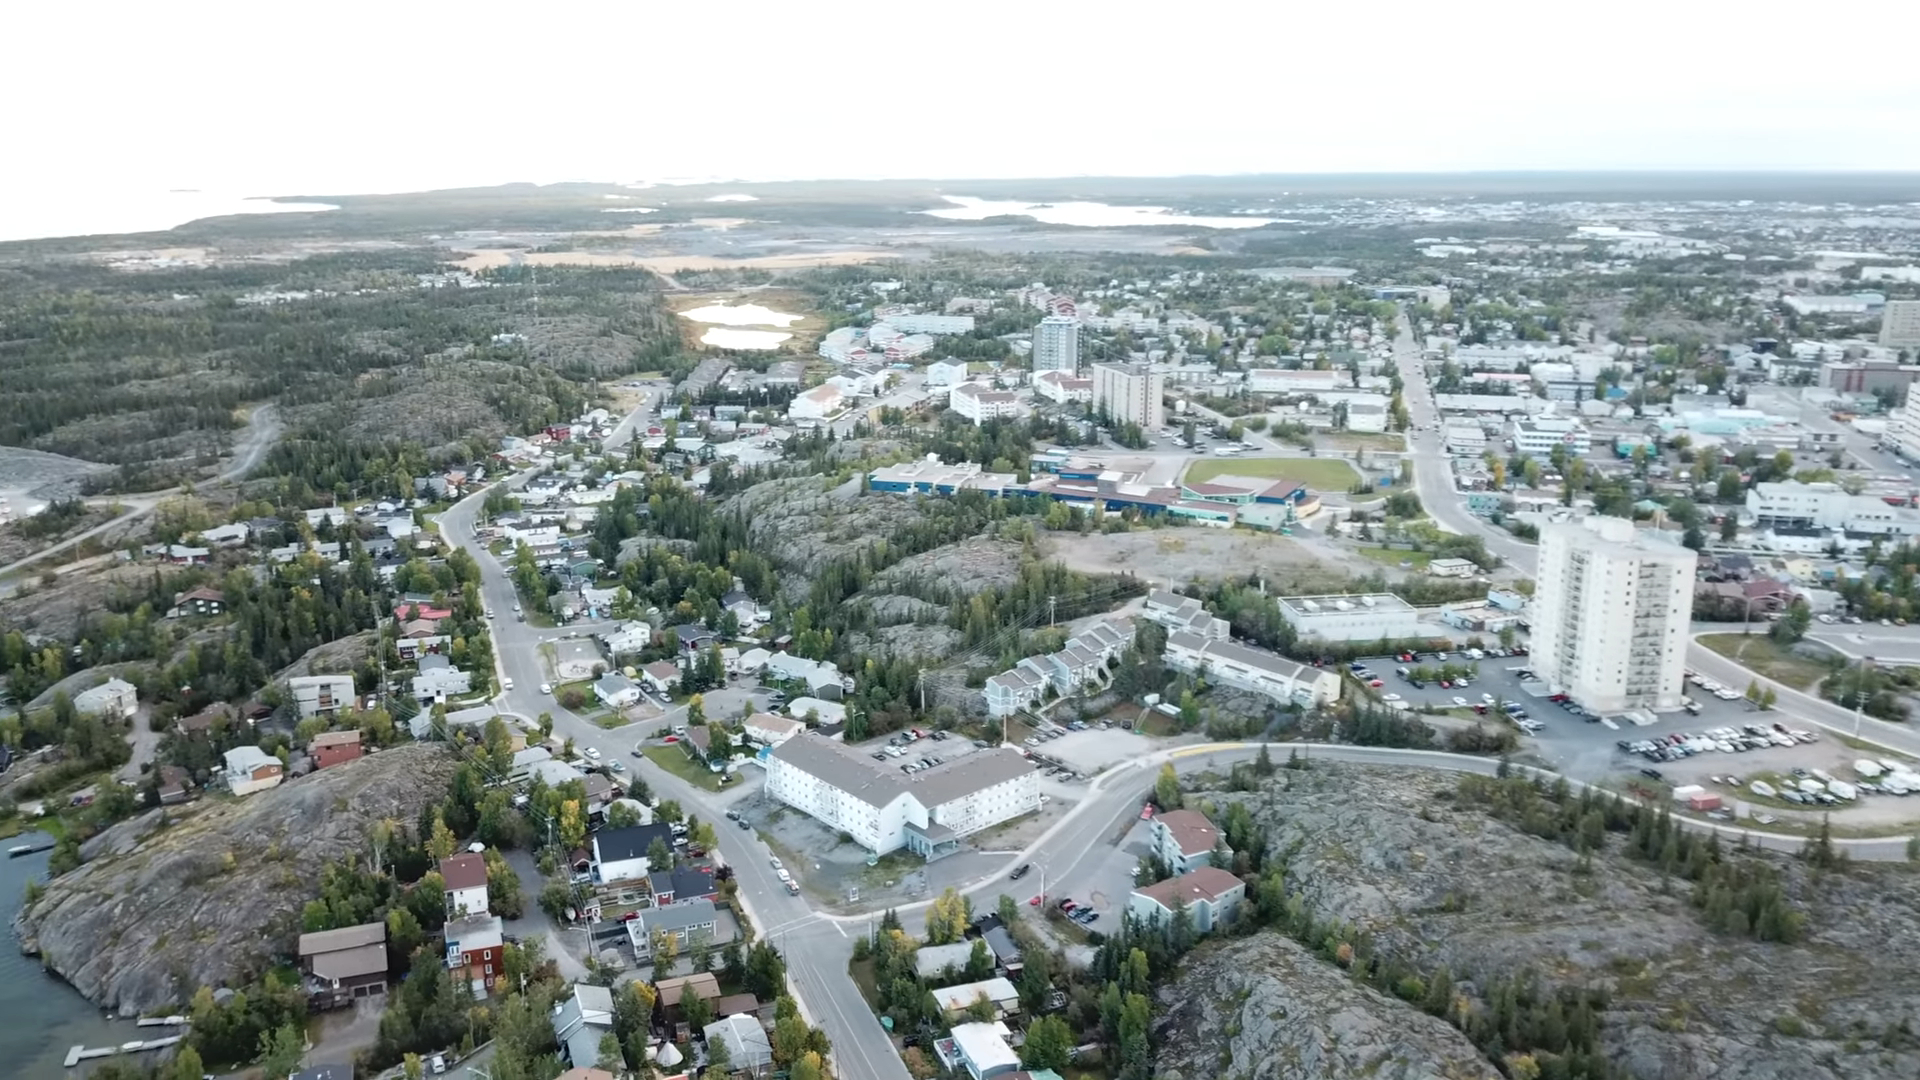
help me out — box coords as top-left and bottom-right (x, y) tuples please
(1276, 592), (1417, 616)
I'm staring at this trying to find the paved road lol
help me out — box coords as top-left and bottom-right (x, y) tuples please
(1386, 311), (1920, 759)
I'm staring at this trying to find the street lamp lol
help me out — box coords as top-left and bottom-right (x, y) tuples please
(1852, 653), (1875, 738)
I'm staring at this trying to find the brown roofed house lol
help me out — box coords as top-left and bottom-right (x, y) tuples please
(298, 922), (389, 1010)
(309, 729), (364, 770)
(177, 702), (237, 736)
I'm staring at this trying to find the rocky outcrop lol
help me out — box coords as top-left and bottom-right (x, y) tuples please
(1198, 764), (1920, 1080)
(1156, 933), (1498, 1080)
(13, 743), (456, 1014)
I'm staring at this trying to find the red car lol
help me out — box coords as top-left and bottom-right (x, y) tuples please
(1029, 894), (1045, 906)
(1140, 805), (1155, 820)
(663, 735), (679, 743)
(619, 911), (641, 922)
(1368, 679), (1384, 687)
(1439, 680), (1452, 689)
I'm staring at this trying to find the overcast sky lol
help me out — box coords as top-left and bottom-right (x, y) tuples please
(7, 0), (1918, 199)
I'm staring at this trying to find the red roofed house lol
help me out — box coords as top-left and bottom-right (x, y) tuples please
(310, 730), (364, 770)
(393, 603), (455, 622)
(1127, 866), (1245, 935)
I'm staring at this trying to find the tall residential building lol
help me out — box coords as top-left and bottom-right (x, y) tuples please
(1883, 300), (1920, 350)
(1032, 315), (1081, 373)
(1091, 362), (1165, 430)
(1532, 516), (1693, 714)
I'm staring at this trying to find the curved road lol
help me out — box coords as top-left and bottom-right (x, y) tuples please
(1386, 315), (1920, 759)
(0, 406), (282, 586)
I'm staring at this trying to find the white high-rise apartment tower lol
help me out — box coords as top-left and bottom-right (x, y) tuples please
(1033, 315), (1081, 373)
(1532, 516), (1694, 714)
(1882, 300), (1920, 350)
(1091, 362), (1165, 431)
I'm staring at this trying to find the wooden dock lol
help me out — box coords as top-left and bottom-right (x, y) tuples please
(135, 1016), (188, 1027)
(64, 1035), (183, 1067)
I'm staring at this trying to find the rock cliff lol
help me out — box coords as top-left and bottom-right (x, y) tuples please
(13, 743), (456, 1014)
(1190, 763), (1920, 1080)
(1155, 933), (1498, 1080)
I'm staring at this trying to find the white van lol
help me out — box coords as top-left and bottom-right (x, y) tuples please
(502, 677), (515, 692)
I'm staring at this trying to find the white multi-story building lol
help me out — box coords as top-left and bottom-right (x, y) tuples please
(1163, 632), (1341, 707)
(1033, 370), (1093, 405)
(875, 312), (975, 335)
(765, 736), (1040, 859)
(1032, 316), (1081, 374)
(1512, 417), (1592, 458)
(1090, 362), (1165, 430)
(788, 384), (846, 422)
(1886, 406), (1920, 460)
(1746, 481), (1920, 537)
(1533, 516), (1694, 714)
(290, 674), (356, 719)
(1882, 300), (1920, 349)
(950, 383), (1019, 425)
(1276, 593), (1420, 642)
(925, 360), (968, 387)
(1245, 368), (1351, 395)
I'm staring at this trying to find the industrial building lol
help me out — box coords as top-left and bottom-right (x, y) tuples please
(1276, 593), (1420, 642)
(1532, 516), (1693, 714)
(1746, 481), (1920, 537)
(1090, 362), (1165, 430)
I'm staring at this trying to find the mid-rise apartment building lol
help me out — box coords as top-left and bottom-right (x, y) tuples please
(765, 736), (1040, 859)
(1532, 516), (1693, 714)
(1882, 300), (1920, 350)
(950, 383), (1019, 425)
(1032, 316), (1081, 373)
(1090, 362), (1165, 430)
(1512, 417), (1592, 458)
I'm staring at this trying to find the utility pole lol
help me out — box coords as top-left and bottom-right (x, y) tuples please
(918, 669), (927, 712)
(1048, 595), (1057, 627)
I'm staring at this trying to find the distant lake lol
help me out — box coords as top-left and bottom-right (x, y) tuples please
(679, 303), (805, 328)
(923, 195), (1294, 229)
(0, 832), (152, 1077)
(0, 188), (338, 243)
(699, 328), (791, 350)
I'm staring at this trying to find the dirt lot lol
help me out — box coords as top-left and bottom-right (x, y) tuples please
(0, 561), (157, 640)
(1042, 528), (1348, 590)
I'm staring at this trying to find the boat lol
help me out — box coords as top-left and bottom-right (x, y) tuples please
(1749, 780), (1778, 798)
(1797, 779), (1824, 795)
(1856, 759), (1885, 778)
(120, 1041), (144, 1052)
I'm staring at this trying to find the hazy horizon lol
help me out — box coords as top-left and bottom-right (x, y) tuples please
(6, 0), (1916, 207)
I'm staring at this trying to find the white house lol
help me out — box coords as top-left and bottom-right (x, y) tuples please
(290, 674), (356, 719)
(784, 696), (847, 725)
(640, 661), (680, 697)
(1033, 370), (1093, 405)
(944, 1022), (1022, 1080)
(703, 1014), (774, 1073)
(439, 852), (490, 917)
(71, 677), (138, 720)
(1127, 865), (1246, 935)
(930, 977), (1021, 1020)
(744, 711), (804, 747)
(411, 656), (472, 702)
(223, 746), (285, 797)
(788, 384), (846, 422)
(591, 823), (677, 884)
(602, 622), (653, 656)
(594, 672), (643, 709)
(1150, 809), (1223, 874)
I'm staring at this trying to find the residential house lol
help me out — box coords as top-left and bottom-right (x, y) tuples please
(309, 730), (363, 770)
(603, 621), (654, 656)
(509, 746), (553, 782)
(72, 678), (138, 720)
(590, 823), (677, 884)
(648, 864), (720, 906)
(1127, 865), (1246, 935)
(654, 972), (721, 1032)
(596, 672), (643, 709)
(682, 725), (713, 764)
(703, 1013), (774, 1073)
(177, 702), (237, 737)
(1142, 590), (1230, 640)
(931, 976), (1021, 1020)
(983, 661), (1049, 718)
(925, 359), (968, 387)
(444, 913), (505, 995)
(169, 586), (226, 618)
(673, 624), (717, 653)
(627, 898), (719, 957)
(913, 942), (979, 981)
(412, 655), (472, 703)
(942, 1021), (1022, 1080)
(155, 764), (193, 805)
(764, 654), (844, 700)
(224, 746), (284, 796)
(744, 711), (803, 747)
(552, 984), (617, 1067)
(1151, 809), (1224, 874)
(441, 852), (490, 917)
(299, 922), (388, 1009)
(290, 674), (357, 719)
(982, 925), (1023, 976)
(641, 661), (680, 697)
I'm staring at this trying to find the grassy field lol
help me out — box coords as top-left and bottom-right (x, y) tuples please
(1697, 633), (1831, 690)
(643, 744), (727, 791)
(1184, 456), (1360, 489)
(1316, 432), (1407, 453)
